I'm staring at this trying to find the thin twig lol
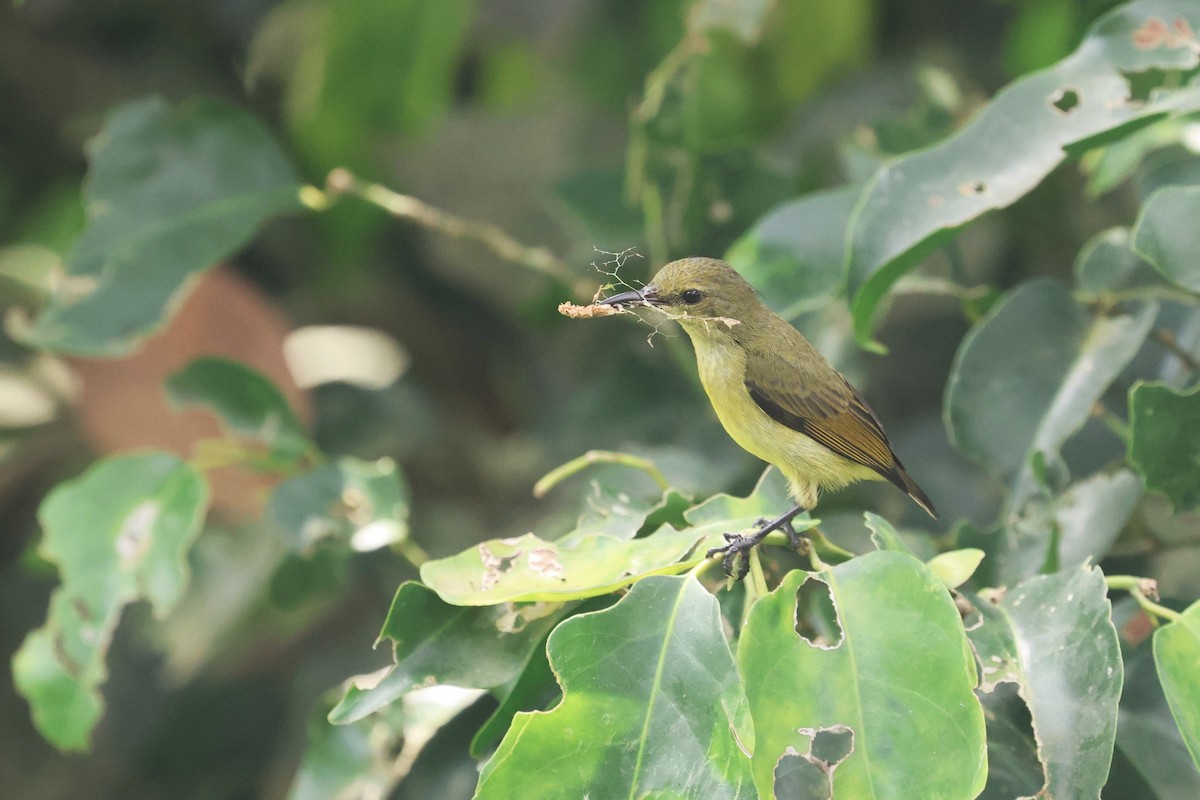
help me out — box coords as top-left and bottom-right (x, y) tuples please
(532, 450), (670, 498)
(319, 169), (590, 298)
(1151, 327), (1200, 373)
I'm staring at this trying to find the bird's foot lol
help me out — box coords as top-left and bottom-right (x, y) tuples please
(707, 505), (809, 581)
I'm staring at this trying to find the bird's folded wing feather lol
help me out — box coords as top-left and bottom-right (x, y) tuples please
(743, 349), (898, 477)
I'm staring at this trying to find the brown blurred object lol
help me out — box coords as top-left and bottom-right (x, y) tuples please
(69, 267), (311, 521)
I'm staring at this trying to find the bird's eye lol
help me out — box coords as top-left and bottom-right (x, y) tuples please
(681, 289), (703, 305)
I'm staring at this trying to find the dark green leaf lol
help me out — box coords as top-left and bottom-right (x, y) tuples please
(847, 0), (1200, 347)
(329, 583), (566, 725)
(1133, 184), (1200, 293)
(167, 357), (314, 463)
(1129, 381), (1200, 511)
(964, 565), (1123, 797)
(474, 575), (755, 799)
(18, 96), (304, 355)
(11, 453), (209, 750)
(1074, 227), (1163, 294)
(1153, 600), (1200, 771)
(739, 552), (986, 798)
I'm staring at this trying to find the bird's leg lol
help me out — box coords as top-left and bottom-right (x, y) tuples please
(706, 504), (808, 580)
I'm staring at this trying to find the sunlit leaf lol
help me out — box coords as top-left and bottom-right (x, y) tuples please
(329, 583), (567, 725)
(1128, 381), (1200, 512)
(167, 357), (314, 463)
(474, 575), (755, 799)
(926, 548), (985, 589)
(739, 551), (986, 798)
(1153, 600), (1200, 771)
(965, 565), (1123, 798)
(11, 453), (209, 750)
(422, 467), (811, 605)
(847, 0), (1200, 347)
(18, 96), (304, 355)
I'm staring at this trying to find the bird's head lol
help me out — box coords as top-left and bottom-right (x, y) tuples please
(600, 257), (759, 331)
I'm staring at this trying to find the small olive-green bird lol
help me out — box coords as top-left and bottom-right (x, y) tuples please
(602, 257), (936, 577)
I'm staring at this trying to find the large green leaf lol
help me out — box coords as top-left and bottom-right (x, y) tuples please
(846, 0), (1200, 348)
(947, 279), (1154, 479)
(1153, 600), (1200, 771)
(18, 96), (304, 355)
(725, 184), (859, 318)
(965, 565), (1123, 798)
(329, 582), (567, 725)
(474, 575), (756, 799)
(1055, 469), (1144, 567)
(1133, 184), (1200, 293)
(167, 357), (315, 464)
(739, 551), (986, 799)
(11, 453), (209, 750)
(946, 279), (1155, 580)
(1128, 381), (1200, 512)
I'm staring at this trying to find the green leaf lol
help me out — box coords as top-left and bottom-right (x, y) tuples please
(18, 96), (304, 355)
(739, 551), (986, 799)
(269, 456), (409, 553)
(329, 582), (567, 725)
(11, 453), (209, 750)
(1116, 639), (1200, 798)
(167, 357), (314, 463)
(1074, 227), (1162, 294)
(563, 484), (691, 544)
(863, 510), (913, 554)
(846, 0), (1200, 347)
(422, 467), (811, 605)
(289, 695), (407, 800)
(1056, 469), (1144, 567)
(926, 548), (985, 589)
(469, 631), (557, 759)
(964, 565), (1123, 797)
(1133, 184), (1200, 293)
(1154, 600), (1200, 771)
(286, 0), (473, 172)
(1128, 381), (1200, 512)
(947, 279), (1155, 480)
(724, 184), (859, 318)
(474, 575), (755, 799)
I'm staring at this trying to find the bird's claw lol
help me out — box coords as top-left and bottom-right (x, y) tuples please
(706, 535), (759, 582)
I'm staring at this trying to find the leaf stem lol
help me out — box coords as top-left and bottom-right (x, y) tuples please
(1090, 400), (1130, 442)
(1105, 574), (1183, 624)
(1150, 327), (1200, 373)
(318, 170), (589, 297)
(532, 450), (670, 498)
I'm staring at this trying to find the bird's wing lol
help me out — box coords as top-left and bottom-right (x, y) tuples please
(743, 349), (898, 478)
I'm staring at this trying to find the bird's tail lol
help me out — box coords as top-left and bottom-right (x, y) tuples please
(891, 466), (938, 519)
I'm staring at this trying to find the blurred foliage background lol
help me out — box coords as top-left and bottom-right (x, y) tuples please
(1, 0), (1197, 797)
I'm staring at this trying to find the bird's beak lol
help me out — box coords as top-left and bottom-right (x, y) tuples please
(600, 286), (665, 308)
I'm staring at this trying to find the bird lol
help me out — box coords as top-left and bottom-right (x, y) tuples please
(600, 256), (936, 579)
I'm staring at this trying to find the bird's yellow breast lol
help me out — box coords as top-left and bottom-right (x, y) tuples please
(685, 327), (881, 509)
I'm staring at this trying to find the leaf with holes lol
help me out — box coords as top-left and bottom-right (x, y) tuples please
(328, 582), (568, 725)
(1153, 600), (1200, 771)
(16, 96), (305, 355)
(421, 467), (811, 605)
(269, 456), (409, 554)
(846, 0), (1200, 348)
(964, 565), (1123, 798)
(474, 575), (755, 799)
(1128, 381), (1200, 512)
(11, 453), (209, 751)
(167, 357), (314, 464)
(738, 551), (986, 799)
